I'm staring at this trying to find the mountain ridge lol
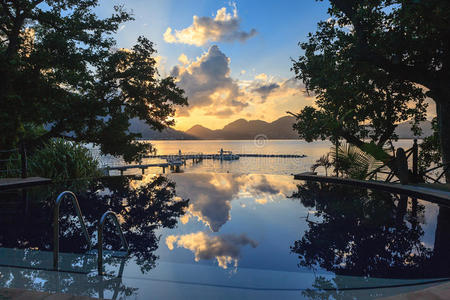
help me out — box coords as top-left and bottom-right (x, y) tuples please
(185, 116), (433, 140)
(128, 116), (433, 140)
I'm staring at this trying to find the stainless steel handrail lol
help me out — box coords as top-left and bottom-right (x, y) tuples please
(53, 191), (92, 270)
(97, 211), (129, 276)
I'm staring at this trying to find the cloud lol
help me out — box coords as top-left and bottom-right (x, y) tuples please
(236, 174), (298, 205)
(167, 173), (298, 229)
(252, 83), (280, 99)
(168, 173), (240, 232)
(172, 45), (247, 117)
(166, 232), (258, 269)
(178, 53), (190, 65)
(254, 73), (268, 81)
(163, 4), (257, 46)
(255, 198), (268, 205)
(154, 55), (167, 74)
(245, 77), (305, 103)
(168, 47), (312, 129)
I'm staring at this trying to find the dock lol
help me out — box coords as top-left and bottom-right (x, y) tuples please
(0, 177), (52, 191)
(294, 173), (450, 204)
(103, 151), (307, 176)
(144, 153), (306, 159)
(104, 162), (183, 175)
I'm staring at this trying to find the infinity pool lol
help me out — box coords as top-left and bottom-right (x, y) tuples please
(0, 173), (448, 299)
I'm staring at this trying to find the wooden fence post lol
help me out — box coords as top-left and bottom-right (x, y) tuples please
(412, 139), (418, 181)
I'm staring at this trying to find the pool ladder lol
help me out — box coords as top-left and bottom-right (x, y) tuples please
(53, 191), (129, 275)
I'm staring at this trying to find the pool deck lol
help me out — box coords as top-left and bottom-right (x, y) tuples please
(0, 287), (98, 299)
(294, 173), (450, 204)
(0, 177), (52, 191)
(381, 281), (450, 299)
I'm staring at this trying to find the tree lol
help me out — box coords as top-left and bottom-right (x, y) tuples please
(309, 0), (450, 181)
(0, 0), (187, 162)
(290, 181), (449, 280)
(291, 16), (428, 173)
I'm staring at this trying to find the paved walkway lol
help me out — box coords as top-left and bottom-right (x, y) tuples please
(294, 173), (450, 204)
(382, 281), (450, 299)
(0, 288), (99, 300)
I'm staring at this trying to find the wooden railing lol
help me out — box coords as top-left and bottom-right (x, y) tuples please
(367, 139), (448, 184)
(0, 142), (27, 178)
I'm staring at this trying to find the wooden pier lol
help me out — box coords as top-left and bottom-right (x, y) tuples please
(294, 172), (450, 205)
(103, 151), (307, 176)
(105, 163), (169, 175)
(103, 161), (185, 175)
(144, 153), (306, 159)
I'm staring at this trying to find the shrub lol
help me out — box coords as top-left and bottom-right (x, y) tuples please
(28, 139), (102, 180)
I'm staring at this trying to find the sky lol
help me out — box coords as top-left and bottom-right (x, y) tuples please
(96, 0), (331, 130)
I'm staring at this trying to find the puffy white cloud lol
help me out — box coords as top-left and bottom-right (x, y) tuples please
(168, 173), (240, 232)
(166, 231), (258, 269)
(178, 53), (190, 65)
(172, 45), (247, 117)
(168, 173), (298, 229)
(163, 5), (257, 46)
(167, 46), (311, 126)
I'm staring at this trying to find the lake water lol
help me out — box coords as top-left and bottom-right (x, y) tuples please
(100, 139), (417, 176)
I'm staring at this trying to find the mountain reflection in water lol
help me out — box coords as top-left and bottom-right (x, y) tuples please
(0, 173), (448, 298)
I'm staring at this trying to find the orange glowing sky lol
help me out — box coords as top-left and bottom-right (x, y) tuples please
(98, 0), (329, 130)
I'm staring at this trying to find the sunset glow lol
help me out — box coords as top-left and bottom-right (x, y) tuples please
(96, 0), (328, 130)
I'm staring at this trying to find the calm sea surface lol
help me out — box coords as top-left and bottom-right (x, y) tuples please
(100, 139), (417, 176)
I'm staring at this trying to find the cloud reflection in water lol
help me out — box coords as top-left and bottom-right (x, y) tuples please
(166, 231), (258, 270)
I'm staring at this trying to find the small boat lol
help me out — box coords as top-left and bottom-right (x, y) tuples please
(216, 149), (240, 160)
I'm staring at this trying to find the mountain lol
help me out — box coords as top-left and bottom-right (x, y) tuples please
(128, 116), (433, 141)
(394, 120), (432, 139)
(128, 118), (196, 140)
(185, 125), (221, 139)
(185, 116), (298, 139)
(185, 117), (433, 140)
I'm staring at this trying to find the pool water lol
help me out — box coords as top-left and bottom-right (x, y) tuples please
(0, 173), (448, 299)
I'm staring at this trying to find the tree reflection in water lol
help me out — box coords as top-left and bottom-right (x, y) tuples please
(80, 175), (189, 273)
(290, 181), (450, 297)
(0, 175), (189, 298)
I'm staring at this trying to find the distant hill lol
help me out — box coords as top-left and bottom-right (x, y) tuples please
(185, 124), (221, 139)
(185, 116), (298, 139)
(127, 116), (433, 140)
(128, 118), (196, 140)
(185, 116), (433, 140)
(394, 120), (432, 139)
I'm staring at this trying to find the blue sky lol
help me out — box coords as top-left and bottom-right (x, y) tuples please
(97, 0), (331, 130)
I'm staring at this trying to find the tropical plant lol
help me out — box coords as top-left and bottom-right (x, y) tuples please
(26, 138), (101, 180)
(311, 153), (332, 176)
(330, 143), (382, 180)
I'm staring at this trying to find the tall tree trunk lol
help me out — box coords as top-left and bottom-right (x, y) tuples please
(436, 97), (450, 183)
